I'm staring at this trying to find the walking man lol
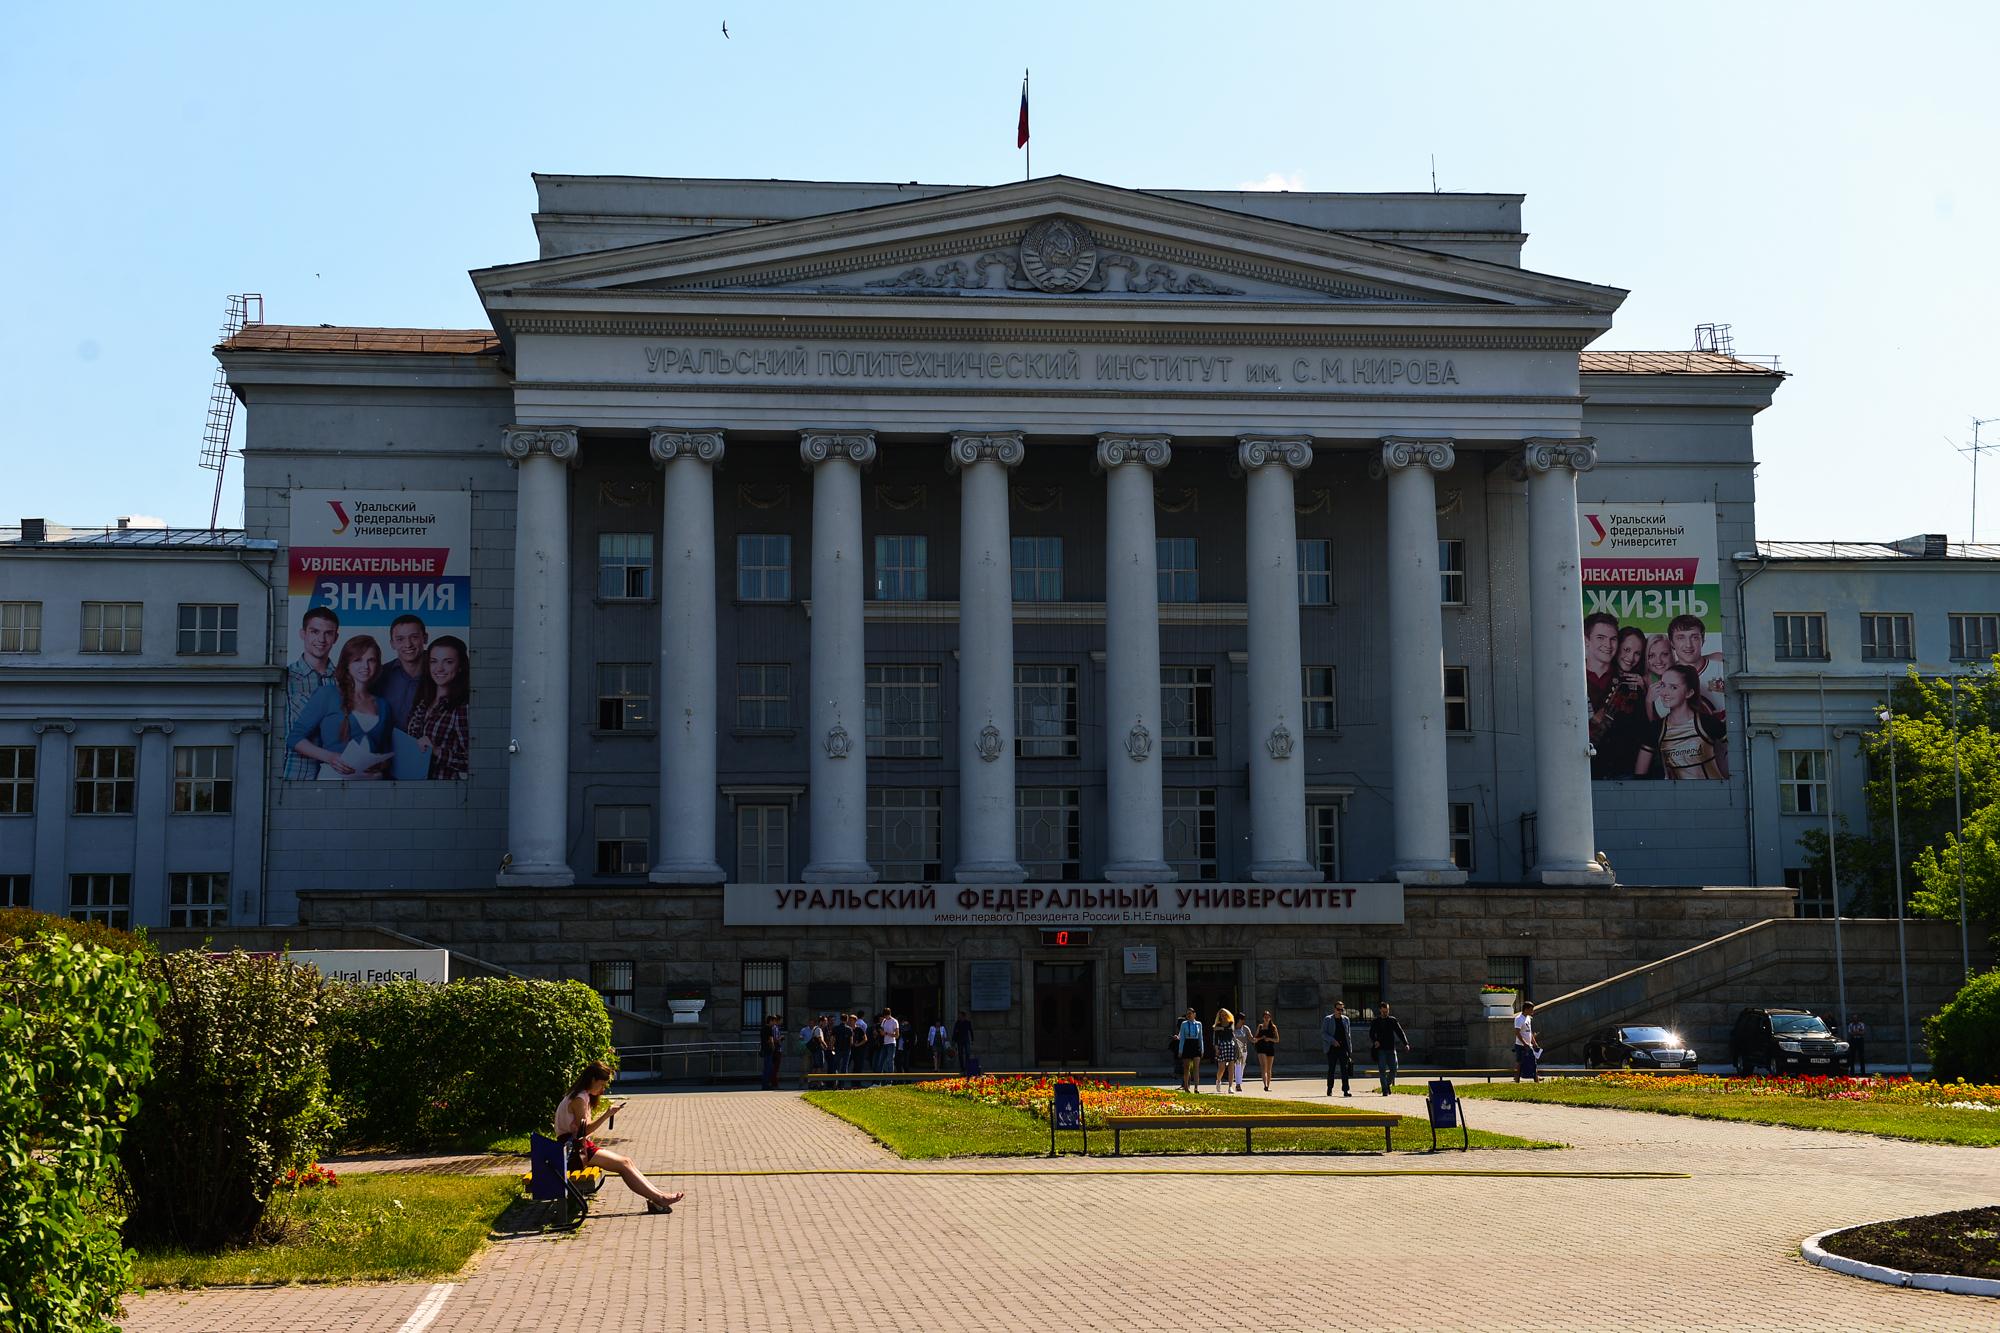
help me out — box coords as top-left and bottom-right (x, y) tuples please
(876, 1008), (900, 1074)
(1321, 1000), (1354, 1097)
(1846, 1015), (1868, 1075)
(1369, 1002), (1411, 1096)
(953, 1012), (975, 1074)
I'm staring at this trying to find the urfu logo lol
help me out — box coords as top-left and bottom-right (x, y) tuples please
(327, 500), (351, 535)
(1584, 513), (1608, 547)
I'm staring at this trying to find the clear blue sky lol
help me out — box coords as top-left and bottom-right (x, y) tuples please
(6, 2), (1995, 539)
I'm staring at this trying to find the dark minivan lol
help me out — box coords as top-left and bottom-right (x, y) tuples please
(1728, 1008), (1851, 1075)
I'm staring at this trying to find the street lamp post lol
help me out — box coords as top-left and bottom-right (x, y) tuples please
(1880, 682), (1912, 1075)
(1951, 675), (1968, 979)
(1818, 673), (1848, 1031)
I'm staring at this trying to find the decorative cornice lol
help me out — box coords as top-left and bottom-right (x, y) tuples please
(501, 426), (580, 466)
(228, 719), (269, 736)
(131, 720), (176, 736)
(648, 429), (725, 465)
(31, 718), (76, 735)
(1237, 434), (1315, 473)
(799, 431), (878, 467)
(948, 432), (1026, 470)
(1381, 437), (1457, 473)
(1518, 436), (1599, 475)
(1095, 434), (1172, 471)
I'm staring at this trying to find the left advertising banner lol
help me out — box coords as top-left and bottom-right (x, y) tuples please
(281, 491), (473, 783)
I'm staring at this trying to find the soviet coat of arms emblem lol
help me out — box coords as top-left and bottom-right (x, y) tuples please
(1018, 216), (1098, 292)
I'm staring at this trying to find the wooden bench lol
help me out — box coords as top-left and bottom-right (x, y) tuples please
(1104, 1112), (1403, 1155)
(1362, 1067), (1591, 1083)
(804, 1070), (1139, 1085)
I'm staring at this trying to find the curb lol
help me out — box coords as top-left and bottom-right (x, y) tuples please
(1802, 1223), (2000, 1299)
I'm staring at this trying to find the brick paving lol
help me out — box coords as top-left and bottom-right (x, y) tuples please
(123, 1076), (2000, 1332)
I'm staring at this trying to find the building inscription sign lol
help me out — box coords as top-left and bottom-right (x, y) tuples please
(723, 882), (1404, 928)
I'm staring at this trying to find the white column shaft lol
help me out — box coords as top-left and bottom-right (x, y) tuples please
(1524, 441), (1606, 882)
(1099, 437), (1173, 881)
(651, 435), (724, 883)
(500, 429), (577, 887)
(1240, 440), (1315, 881)
(1383, 443), (1462, 881)
(953, 437), (1025, 882)
(802, 436), (876, 882)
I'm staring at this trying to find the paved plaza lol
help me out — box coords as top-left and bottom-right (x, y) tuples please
(124, 1077), (1999, 1332)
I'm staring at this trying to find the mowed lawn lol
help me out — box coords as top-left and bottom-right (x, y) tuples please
(132, 1173), (524, 1288)
(1410, 1079), (2000, 1147)
(803, 1086), (1559, 1158)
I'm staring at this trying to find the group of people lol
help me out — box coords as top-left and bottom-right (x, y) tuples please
(769, 1011), (978, 1087)
(1585, 611), (1730, 781)
(1172, 1008), (1282, 1094)
(1318, 1000), (1412, 1096)
(284, 607), (471, 781)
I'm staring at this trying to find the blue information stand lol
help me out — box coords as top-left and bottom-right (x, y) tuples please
(1425, 1079), (1469, 1152)
(1050, 1079), (1088, 1156)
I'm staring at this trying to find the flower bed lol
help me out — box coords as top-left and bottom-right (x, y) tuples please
(1588, 1071), (2000, 1107)
(910, 1075), (1200, 1127)
(279, 1163), (339, 1190)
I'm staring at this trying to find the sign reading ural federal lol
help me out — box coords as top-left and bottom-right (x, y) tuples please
(723, 882), (1405, 927)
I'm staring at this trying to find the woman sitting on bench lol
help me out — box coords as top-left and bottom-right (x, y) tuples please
(556, 1060), (685, 1215)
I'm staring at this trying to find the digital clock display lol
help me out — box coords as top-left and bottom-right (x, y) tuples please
(1039, 928), (1092, 947)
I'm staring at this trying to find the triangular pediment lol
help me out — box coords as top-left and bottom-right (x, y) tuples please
(474, 176), (1625, 316)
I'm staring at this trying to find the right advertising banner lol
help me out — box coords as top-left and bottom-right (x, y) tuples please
(1578, 503), (1729, 781)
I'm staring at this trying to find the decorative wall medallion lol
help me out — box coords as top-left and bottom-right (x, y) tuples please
(598, 479), (656, 508)
(1266, 722), (1295, 760)
(824, 723), (852, 759)
(1013, 483), (1062, 513)
(875, 483), (927, 511)
(1295, 488), (1331, 516)
(1125, 718), (1153, 761)
(738, 482), (790, 510)
(1019, 217), (1098, 293)
(1155, 486), (1199, 514)
(975, 723), (1004, 762)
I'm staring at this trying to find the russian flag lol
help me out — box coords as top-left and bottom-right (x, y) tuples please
(1017, 71), (1029, 149)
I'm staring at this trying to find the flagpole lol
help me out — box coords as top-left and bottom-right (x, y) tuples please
(1024, 69), (1031, 180)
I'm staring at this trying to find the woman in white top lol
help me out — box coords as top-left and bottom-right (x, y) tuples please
(1231, 1015), (1254, 1092)
(555, 1060), (683, 1215)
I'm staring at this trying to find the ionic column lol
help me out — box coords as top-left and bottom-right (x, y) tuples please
(1238, 436), (1317, 883)
(950, 432), (1027, 883)
(1381, 438), (1467, 885)
(1520, 437), (1612, 885)
(800, 431), (878, 883)
(648, 429), (725, 884)
(498, 426), (579, 888)
(1096, 434), (1174, 883)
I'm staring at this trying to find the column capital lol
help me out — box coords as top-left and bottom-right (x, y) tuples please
(947, 431), (1026, 470)
(1237, 434), (1315, 473)
(800, 430), (877, 467)
(1381, 437), (1456, 473)
(501, 425), (580, 466)
(649, 428), (725, 465)
(1094, 434), (1171, 471)
(1518, 436), (1598, 475)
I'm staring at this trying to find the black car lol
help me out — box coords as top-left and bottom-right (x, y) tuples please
(1582, 1024), (1699, 1072)
(1728, 1007), (1851, 1075)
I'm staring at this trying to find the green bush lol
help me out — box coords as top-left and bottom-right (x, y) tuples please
(120, 952), (340, 1251)
(1925, 967), (2000, 1083)
(0, 932), (159, 1333)
(325, 977), (613, 1150)
(0, 906), (151, 956)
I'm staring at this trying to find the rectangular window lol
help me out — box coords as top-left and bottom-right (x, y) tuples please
(80, 601), (143, 654)
(1773, 613), (1828, 661)
(736, 805), (788, 883)
(1777, 749), (1829, 815)
(1341, 957), (1385, 1019)
(873, 535), (929, 600)
(167, 872), (229, 928)
(1163, 788), (1218, 882)
(593, 805), (650, 876)
(1859, 613), (1914, 662)
(867, 788), (942, 882)
(1302, 666), (1338, 732)
(176, 603), (239, 656)
(735, 664), (791, 730)
(1487, 955), (1533, 1001)
(73, 746), (136, 815)
(171, 746), (234, 815)
(0, 746), (34, 816)
(1785, 867), (1831, 919)
(742, 960), (787, 1030)
(1296, 539), (1333, 606)
(0, 601), (42, 653)
(1010, 536), (1064, 602)
(1309, 804), (1342, 881)
(865, 664), (941, 757)
(1015, 664), (1079, 758)
(1, 874), (28, 908)
(1160, 666), (1215, 758)
(1016, 787), (1081, 880)
(1156, 538), (1198, 603)
(736, 534), (793, 602)
(597, 533), (654, 600)
(1439, 539), (1466, 606)
(1950, 613), (1999, 661)
(596, 663), (653, 732)
(591, 960), (635, 1010)
(69, 873), (131, 930)
(1449, 802), (1475, 872)
(1443, 666), (1471, 733)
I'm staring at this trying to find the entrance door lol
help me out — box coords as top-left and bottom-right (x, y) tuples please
(885, 962), (944, 1069)
(1185, 959), (1240, 1033)
(1033, 960), (1096, 1066)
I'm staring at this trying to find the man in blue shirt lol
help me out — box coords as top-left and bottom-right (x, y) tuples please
(283, 607), (339, 780)
(1321, 1000), (1354, 1097)
(371, 613), (429, 728)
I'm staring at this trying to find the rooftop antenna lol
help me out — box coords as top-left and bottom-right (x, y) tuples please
(1956, 416), (1998, 544)
(198, 294), (264, 528)
(1430, 154), (1439, 193)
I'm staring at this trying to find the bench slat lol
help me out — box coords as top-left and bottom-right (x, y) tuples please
(1104, 1114), (1399, 1129)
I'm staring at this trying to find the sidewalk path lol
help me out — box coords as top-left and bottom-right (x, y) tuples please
(124, 1074), (2000, 1332)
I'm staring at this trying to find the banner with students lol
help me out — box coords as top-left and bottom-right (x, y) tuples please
(1577, 503), (1729, 781)
(282, 492), (473, 782)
